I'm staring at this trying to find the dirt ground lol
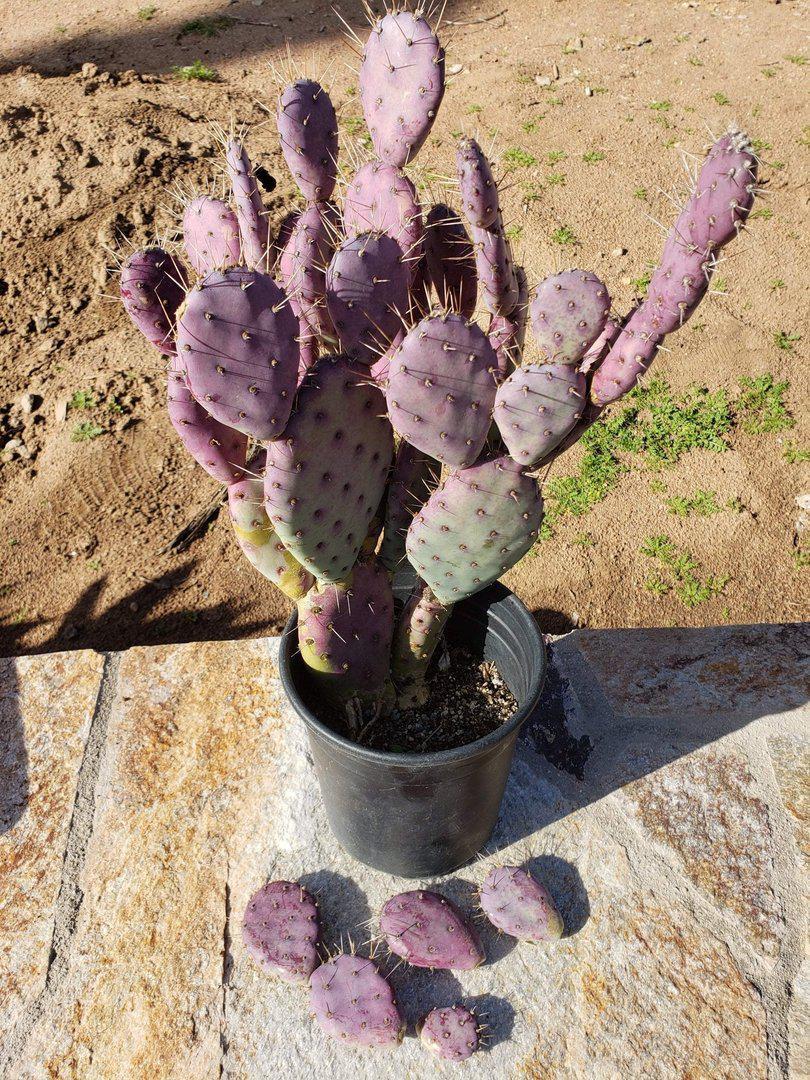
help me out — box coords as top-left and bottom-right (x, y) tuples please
(0, 0), (807, 657)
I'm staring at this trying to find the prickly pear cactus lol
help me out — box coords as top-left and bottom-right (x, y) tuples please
(117, 1), (760, 725)
(419, 1004), (481, 1061)
(242, 880), (321, 983)
(479, 865), (564, 942)
(309, 953), (405, 1047)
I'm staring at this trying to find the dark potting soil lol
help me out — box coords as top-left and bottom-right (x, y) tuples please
(319, 646), (517, 754)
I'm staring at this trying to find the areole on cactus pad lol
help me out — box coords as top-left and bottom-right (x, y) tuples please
(117, 0), (760, 731)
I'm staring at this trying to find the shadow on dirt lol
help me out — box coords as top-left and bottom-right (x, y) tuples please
(1, 0), (469, 78)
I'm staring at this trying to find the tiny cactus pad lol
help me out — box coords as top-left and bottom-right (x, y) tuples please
(227, 456), (314, 600)
(359, 10), (445, 168)
(120, 247), (187, 353)
(325, 232), (410, 364)
(343, 161), (424, 265)
(489, 266), (528, 381)
(457, 138), (499, 229)
(225, 138), (270, 271)
(407, 455), (543, 605)
(182, 195), (241, 276)
(278, 202), (337, 339)
(380, 889), (484, 970)
(529, 270), (611, 365)
(177, 268), (299, 441)
(419, 1005), (480, 1061)
(494, 363), (586, 467)
(309, 954), (404, 1048)
(242, 880), (321, 984)
(167, 356), (247, 484)
(479, 865), (564, 942)
(297, 558), (394, 694)
(386, 313), (499, 468)
(470, 220), (518, 316)
(277, 79), (338, 202)
(424, 204), (477, 318)
(264, 354), (393, 583)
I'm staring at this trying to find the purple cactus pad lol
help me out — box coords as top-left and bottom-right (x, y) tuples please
(278, 202), (337, 339)
(590, 310), (660, 405)
(343, 161), (424, 266)
(120, 247), (187, 354)
(457, 138), (499, 230)
(309, 954), (404, 1048)
(359, 11), (445, 167)
(419, 1005), (480, 1061)
(182, 195), (241, 276)
(424, 203), (478, 318)
(471, 220), (518, 316)
(167, 357), (247, 484)
(177, 268), (299, 441)
(479, 865), (564, 941)
(529, 270), (611, 365)
(225, 139), (270, 271)
(386, 313), (499, 468)
(242, 880), (321, 984)
(380, 889), (484, 970)
(495, 363), (586, 467)
(277, 79), (338, 202)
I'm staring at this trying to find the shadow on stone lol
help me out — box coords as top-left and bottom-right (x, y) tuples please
(466, 993), (515, 1050)
(299, 868), (372, 954)
(391, 966), (463, 1032)
(526, 853), (590, 938)
(0, 658), (26, 834)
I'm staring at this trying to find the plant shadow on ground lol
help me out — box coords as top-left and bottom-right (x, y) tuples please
(1, 0), (467, 77)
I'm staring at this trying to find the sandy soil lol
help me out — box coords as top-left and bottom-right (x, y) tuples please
(0, 0), (807, 657)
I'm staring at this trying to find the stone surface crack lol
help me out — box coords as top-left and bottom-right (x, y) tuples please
(219, 857), (233, 1078)
(0, 650), (120, 1079)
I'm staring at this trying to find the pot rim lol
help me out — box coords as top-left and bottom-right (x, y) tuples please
(278, 585), (546, 768)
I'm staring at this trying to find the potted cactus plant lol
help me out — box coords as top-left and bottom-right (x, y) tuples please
(119, 5), (758, 876)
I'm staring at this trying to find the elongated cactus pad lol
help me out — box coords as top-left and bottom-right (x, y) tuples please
(479, 865), (564, 942)
(380, 890), (484, 970)
(386, 313), (499, 468)
(673, 127), (757, 253)
(407, 454), (543, 604)
(309, 954), (405, 1047)
(227, 454), (315, 600)
(489, 265), (528, 381)
(120, 247), (187, 354)
(457, 138), (499, 229)
(264, 355), (393, 583)
(278, 202), (337, 339)
(277, 79), (338, 202)
(529, 270), (611, 365)
(225, 138), (270, 271)
(297, 558), (394, 693)
(325, 232), (410, 364)
(167, 357), (247, 484)
(471, 220), (518, 316)
(419, 1005), (480, 1061)
(590, 311), (659, 405)
(182, 195), (241, 276)
(359, 11), (445, 167)
(424, 204), (477, 318)
(177, 268), (299, 441)
(495, 363), (586, 467)
(343, 161), (424, 265)
(269, 210), (300, 273)
(243, 880), (321, 984)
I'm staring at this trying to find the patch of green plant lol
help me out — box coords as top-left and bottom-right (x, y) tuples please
(546, 149), (566, 165)
(71, 422), (104, 442)
(137, 4), (157, 19)
(503, 148), (536, 167)
(735, 374), (795, 433)
(630, 267), (653, 295)
(688, 56), (703, 67)
(505, 224), (523, 241)
(70, 389), (97, 410)
(774, 330), (801, 351)
(784, 442), (810, 464)
(641, 535), (729, 607)
(551, 225), (577, 245)
(634, 187), (647, 199)
(467, 103), (483, 114)
(770, 278), (786, 291)
(649, 100), (671, 111)
(180, 15), (233, 37)
(582, 150), (605, 164)
(794, 549), (810, 569)
(571, 532), (595, 547)
(522, 120), (538, 133)
(522, 183), (542, 204)
(785, 54), (807, 65)
(172, 60), (218, 82)
(713, 91), (731, 105)
(666, 490), (721, 517)
(749, 207), (773, 221)
(545, 171), (566, 187)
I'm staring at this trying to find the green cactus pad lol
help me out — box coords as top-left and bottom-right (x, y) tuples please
(406, 454), (543, 604)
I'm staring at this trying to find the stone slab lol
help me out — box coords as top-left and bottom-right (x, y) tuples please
(0, 626), (806, 1078)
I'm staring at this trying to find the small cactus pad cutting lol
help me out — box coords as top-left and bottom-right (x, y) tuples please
(419, 1004), (481, 1061)
(309, 953), (405, 1047)
(380, 889), (484, 970)
(479, 865), (565, 942)
(242, 880), (321, 983)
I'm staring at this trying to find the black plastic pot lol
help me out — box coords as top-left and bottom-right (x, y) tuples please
(279, 583), (547, 877)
